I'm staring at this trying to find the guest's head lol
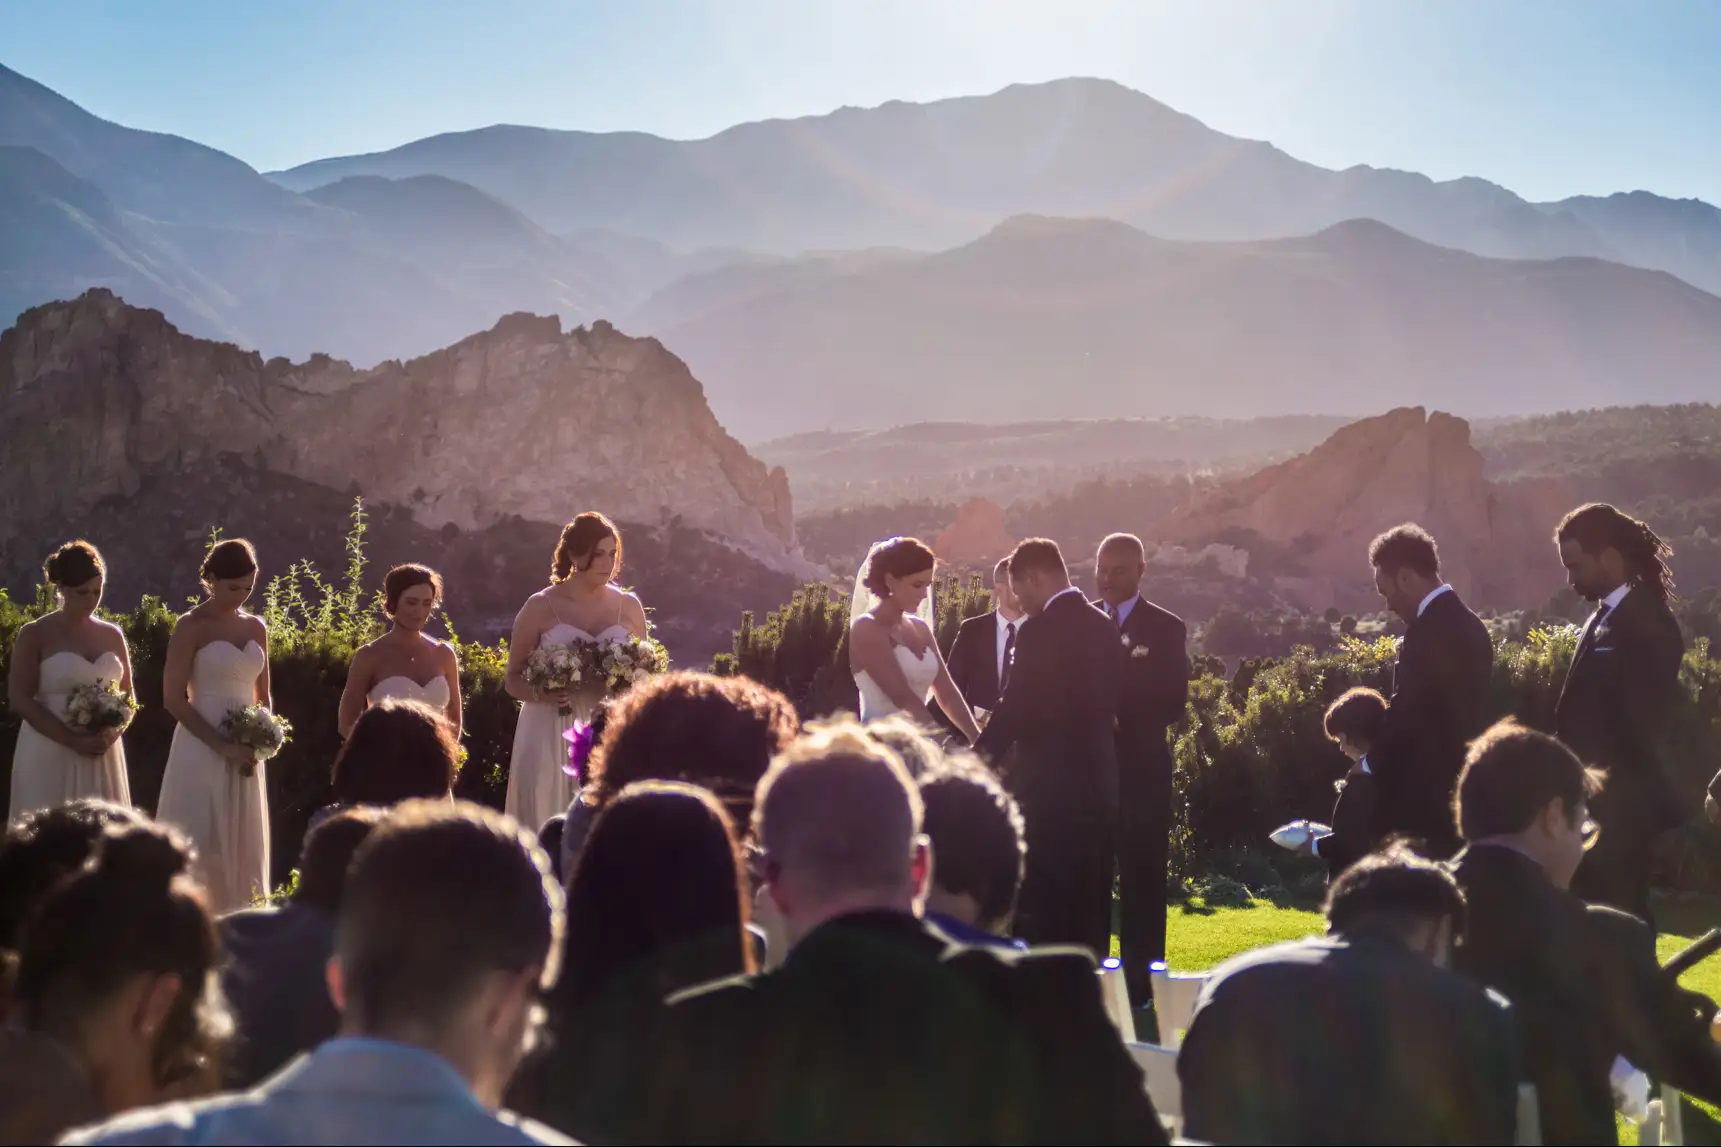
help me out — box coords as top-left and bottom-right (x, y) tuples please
(1454, 719), (1602, 889)
(1006, 538), (1071, 615)
(0, 799), (145, 955)
(1556, 503), (1677, 604)
(1323, 687), (1388, 763)
(587, 671), (799, 823)
(199, 538), (259, 610)
(16, 822), (229, 1115)
(863, 537), (937, 616)
(1368, 524), (1442, 622)
(332, 698), (458, 807)
(330, 800), (563, 1108)
(919, 755), (1026, 936)
(753, 719), (928, 947)
(537, 816), (567, 884)
(552, 512), (621, 587)
(383, 564), (443, 632)
(864, 714), (946, 779)
(44, 540), (107, 617)
(1095, 533), (1147, 608)
(1324, 846), (1467, 968)
(561, 781), (751, 1013)
(992, 556), (1023, 618)
(293, 806), (385, 914)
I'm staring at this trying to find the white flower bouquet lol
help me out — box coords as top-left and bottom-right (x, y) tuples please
(221, 705), (292, 777)
(586, 634), (671, 694)
(65, 681), (138, 733)
(524, 643), (585, 712)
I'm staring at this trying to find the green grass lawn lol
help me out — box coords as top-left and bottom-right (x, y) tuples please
(1141, 894), (1721, 1145)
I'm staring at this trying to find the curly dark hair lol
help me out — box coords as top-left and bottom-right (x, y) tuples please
(1323, 687), (1388, 748)
(43, 540), (105, 587)
(919, 755), (1026, 927)
(1368, 524), (1440, 578)
(863, 537), (936, 597)
(551, 513), (621, 584)
(332, 699), (459, 806)
(586, 672), (800, 821)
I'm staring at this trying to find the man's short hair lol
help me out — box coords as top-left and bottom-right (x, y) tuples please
(1454, 720), (1602, 841)
(918, 756), (1026, 927)
(336, 800), (564, 1033)
(753, 718), (922, 901)
(1325, 845), (1466, 938)
(295, 806), (385, 912)
(1098, 533), (1146, 561)
(1007, 537), (1066, 580)
(1368, 524), (1440, 578)
(1323, 688), (1388, 747)
(992, 556), (1011, 584)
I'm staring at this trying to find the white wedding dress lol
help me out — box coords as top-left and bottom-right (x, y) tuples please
(506, 622), (627, 834)
(856, 644), (941, 721)
(8, 651), (132, 822)
(368, 674), (452, 713)
(155, 640), (271, 914)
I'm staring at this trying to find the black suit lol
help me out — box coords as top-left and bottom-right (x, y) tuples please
(975, 589), (1127, 957)
(946, 609), (1009, 714)
(1558, 588), (1685, 923)
(649, 911), (1167, 1145)
(1103, 594), (1189, 994)
(1369, 588), (1494, 857)
(1179, 930), (1519, 1144)
(1319, 767), (1383, 880)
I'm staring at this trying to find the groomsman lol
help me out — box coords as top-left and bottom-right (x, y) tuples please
(1092, 534), (1189, 1000)
(1554, 503), (1686, 925)
(944, 557), (1026, 718)
(1365, 524), (1494, 858)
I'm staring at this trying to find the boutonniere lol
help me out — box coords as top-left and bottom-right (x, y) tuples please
(1130, 646), (1151, 659)
(1334, 777), (1348, 793)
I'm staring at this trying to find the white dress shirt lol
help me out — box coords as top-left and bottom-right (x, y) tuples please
(995, 610), (1022, 683)
(1106, 595), (1139, 628)
(1417, 584), (1453, 618)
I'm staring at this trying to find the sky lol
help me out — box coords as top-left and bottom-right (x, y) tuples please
(5, 0), (1721, 203)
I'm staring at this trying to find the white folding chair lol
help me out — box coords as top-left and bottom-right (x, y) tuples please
(1128, 1040), (1182, 1136)
(1149, 962), (1208, 1049)
(1096, 958), (1136, 1042)
(1515, 1082), (1541, 1146)
(1642, 1084), (1684, 1146)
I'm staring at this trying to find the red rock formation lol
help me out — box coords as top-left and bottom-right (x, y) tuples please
(934, 498), (1015, 568)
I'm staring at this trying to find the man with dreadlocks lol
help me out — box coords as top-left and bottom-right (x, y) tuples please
(1554, 502), (1686, 924)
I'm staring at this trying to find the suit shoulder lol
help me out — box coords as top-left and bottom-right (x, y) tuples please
(665, 970), (757, 1009)
(60, 1096), (220, 1144)
(957, 612), (994, 633)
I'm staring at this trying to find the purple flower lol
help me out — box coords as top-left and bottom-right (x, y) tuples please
(563, 719), (597, 780)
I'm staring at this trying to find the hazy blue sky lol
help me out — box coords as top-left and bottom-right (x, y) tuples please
(5, 0), (1720, 202)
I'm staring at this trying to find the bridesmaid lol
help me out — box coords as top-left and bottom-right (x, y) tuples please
(337, 564), (462, 741)
(6, 541), (134, 821)
(154, 539), (273, 913)
(504, 513), (648, 833)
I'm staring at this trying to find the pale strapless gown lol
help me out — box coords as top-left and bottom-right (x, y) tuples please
(856, 644), (941, 721)
(368, 674), (453, 713)
(155, 640), (271, 913)
(8, 651), (132, 822)
(506, 623), (625, 834)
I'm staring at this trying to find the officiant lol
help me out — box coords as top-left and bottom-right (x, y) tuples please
(942, 557), (1025, 720)
(1093, 533), (1190, 1001)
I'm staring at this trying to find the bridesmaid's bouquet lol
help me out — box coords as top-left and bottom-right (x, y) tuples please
(523, 644), (585, 713)
(586, 634), (670, 694)
(64, 681), (138, 733)
(221, 706), (293, 777)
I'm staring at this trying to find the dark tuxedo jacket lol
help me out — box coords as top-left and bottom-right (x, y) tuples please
(1106, 595), (1190, 771)
(1179, 930), (1519, 1144)
(1557, 588), (1686, 836)
(946, 609), (1007, 714)
(974, 589), (1126, 811)
(1319, 767), (1383, 879)
(647, 911), (1166, 1145)
(1369, 589), (1494, 854)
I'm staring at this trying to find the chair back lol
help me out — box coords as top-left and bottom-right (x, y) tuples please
(1097, 958), (1136, 1041)
(1514, 1082), (1540, 1146)
(1127, 1040), (1182, 1135)
(1149, 963), (1207, 1049)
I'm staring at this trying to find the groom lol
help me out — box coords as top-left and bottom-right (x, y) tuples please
(975, 538), (1126, 958)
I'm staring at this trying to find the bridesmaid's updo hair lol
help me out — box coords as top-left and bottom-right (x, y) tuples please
(384, 564), (444, 615)
(552, 513), (622, 584)
(863, 537), (936, 597)
(16, 821), (229, 1088)
(43, 540), (105, 587)
(200, 538), (259, 584)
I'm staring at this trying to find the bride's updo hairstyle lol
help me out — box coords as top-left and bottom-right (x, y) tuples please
(44, 540), (105, 587)
(16, 821), (230, 1089)
(552, 513), (622, 584)
(200, 538), (259, 585)
(384, 564), (444, 616)
(863, 537), (936, 598)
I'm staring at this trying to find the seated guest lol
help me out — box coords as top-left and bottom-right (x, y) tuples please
(1452, 720), (1721, 1145)
(652, 719), (1165, 1145)
(219, 807), (384, 1087)
(0, 799), (145, 977)
(535, 815), (566, 884)
(864, 713), (945, 778)
(562, 670), (799, 876)
(918, 754), (1028, 948)
(326, 698), (458, 813)
(510, 781), (753, 1141)
(65, 800), (571, 1146)
(5, 822), (230, 1146)
(1310, 687), (1388, 878)
(1178, 847), (1519, 1144)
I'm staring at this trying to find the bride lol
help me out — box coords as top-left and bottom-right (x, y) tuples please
(337, 563), (462, 741)
(848, 537), (981, 744)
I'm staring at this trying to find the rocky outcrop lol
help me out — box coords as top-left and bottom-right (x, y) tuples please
(0, 291), (803, 571)
(933, 498), (1015, 568)
(1152, 408), (1570, 611)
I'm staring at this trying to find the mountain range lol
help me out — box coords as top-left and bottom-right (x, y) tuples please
(6, 63), (1721, 435)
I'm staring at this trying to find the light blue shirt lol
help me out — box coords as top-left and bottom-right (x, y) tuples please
(61, 1037), (575, 1146)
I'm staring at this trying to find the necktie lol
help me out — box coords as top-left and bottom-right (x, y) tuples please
(1582, 603), (1612, 652)
(1000, 621), (1016, 692)
(1111, 602), (1125, 629)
